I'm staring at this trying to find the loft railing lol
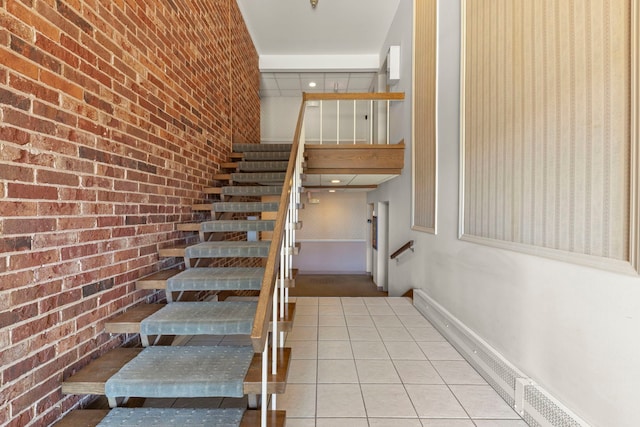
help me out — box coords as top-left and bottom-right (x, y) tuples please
(303, 92), (405, 145)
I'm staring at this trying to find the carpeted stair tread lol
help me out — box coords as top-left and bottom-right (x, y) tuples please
(212, 201), (279, 213)
(104, 346), (253, 400)
(140, 301), (256, 336)
(233, 143), (292, 152)
(201, 220), (275, 233)
(221, 185), (282, 196)
(167, 267), (264, 292)
(242, 151), (290, 161)
(231, 172), (286, 184)
(96, 407), (245, 427)
(185, 241), (271, 258)
(237, 161), (288, 172)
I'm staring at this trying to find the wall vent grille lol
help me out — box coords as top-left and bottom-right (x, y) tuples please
(412, 289), (591, 427)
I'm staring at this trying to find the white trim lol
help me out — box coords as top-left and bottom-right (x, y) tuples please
(413, 289), (592, 427)
(458, 0), (467, 241)
(259, 54), (380, 72)
(297, 239), (366, 243)
(630, 0), (640, 272)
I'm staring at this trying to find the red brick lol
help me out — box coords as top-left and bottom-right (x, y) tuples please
(32, 232), (77, 249)
(0, 7), (35, 41)
(61, 243), (97, 260)
(9, 74), (59, 106)
(3, 347), (56, 383)
(0, 46), (38, 79)
(3, 218), (56, 235)
(58, 298), (95, 322)
(11, 279), (60, 307)
(41, 67), (85, 98)
(38, 288), (80, 313)
(55, 156), (94, 175)
(0, 236), (32, 254)
(34, 260), (80, 282)
(57, 217), (95, 230)
(6, 410), (31, 427)
(0, 303), (37, 329)
(7, 183), (58, 200)
(3, 108), (57, 136)
(38, 201), (82, 216)
(36, 169), (80, 187)
(55, 0), (93, 34)
(10, 376), (59, 415)
(58, 187), (97, 201)
(80, 175), (112, 189)
(9, 249), (59, 270)
(35, 34), (80, 68)
(0, 86), (31, 110)
(0, 163), (33, 182)
(7, 0), (60, 41)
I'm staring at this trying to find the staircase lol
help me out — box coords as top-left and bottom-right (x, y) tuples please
(57, 142), (300, 427)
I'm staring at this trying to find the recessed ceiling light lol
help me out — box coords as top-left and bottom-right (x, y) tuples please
(308, 82), (317, 88)
(330, 179), (341, 184)
(329, 190), (336, 193)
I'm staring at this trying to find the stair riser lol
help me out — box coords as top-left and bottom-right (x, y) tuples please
(200, 220), (275, 233)
(233, 143), (292, 152)
(186, 247), (270, 258)
(222, 186), (282, 196)
(238, 161), (288, 172)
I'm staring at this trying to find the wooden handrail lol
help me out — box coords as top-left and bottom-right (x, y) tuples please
(303, 92), (405, 101)
(250, 99), (306, 353)
(390, 240), (414, 260)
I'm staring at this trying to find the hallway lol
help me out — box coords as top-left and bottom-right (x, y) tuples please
(280, 297), (526, 426)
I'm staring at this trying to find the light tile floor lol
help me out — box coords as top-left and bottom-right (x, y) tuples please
(280, 296), (527, 427)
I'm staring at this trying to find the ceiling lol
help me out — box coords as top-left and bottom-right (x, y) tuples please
(259, 72), (377, 98)
(236, 0), (401, 72)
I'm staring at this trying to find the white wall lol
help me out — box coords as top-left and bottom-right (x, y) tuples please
(260, 96), (301, 142)
(261, 95), (380, 144)
(367, 1), (640, 426)
(294, 191), (368, 273)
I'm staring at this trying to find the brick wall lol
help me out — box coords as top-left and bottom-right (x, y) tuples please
(0, 1), (260, 425)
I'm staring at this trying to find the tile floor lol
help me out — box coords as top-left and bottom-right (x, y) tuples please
(279, 296), (527, 427)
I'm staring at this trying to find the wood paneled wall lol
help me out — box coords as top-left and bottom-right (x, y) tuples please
(460, 0), (638, 271)
(412, 0), (438, 233)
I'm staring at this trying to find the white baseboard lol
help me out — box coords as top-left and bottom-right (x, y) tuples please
(412, 289), (590, 427)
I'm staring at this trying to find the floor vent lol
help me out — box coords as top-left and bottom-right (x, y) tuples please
(412, 289), (590, 427)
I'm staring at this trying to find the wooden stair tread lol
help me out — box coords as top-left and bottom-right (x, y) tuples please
(158, 246), (187, 257)
(244, 347), (291, 395)
(105, 305), (164, 334)
(222, 162), (238, 169)
(214, 173), (232, 180)
(136, 269), (181, 290)
(177, 223), (201, 232)
(240, 410), (286, 427)
(62, 348), (142, 395)
(55, 409), (285, 427)
(203, 187), (223, 194)
(192, 203), (212, 211)
(269, 302), (295, 332)
(105, 303), (296, 334)
(62, 347), (291, 396)
(53, 409), (110, 427)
